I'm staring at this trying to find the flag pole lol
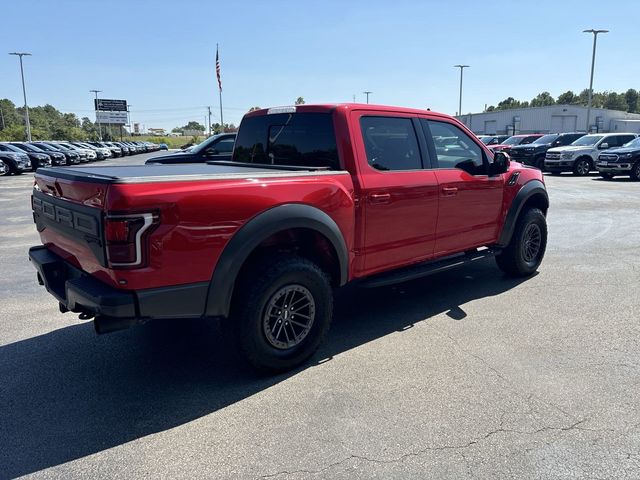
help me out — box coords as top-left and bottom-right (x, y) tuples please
(217, 43), (224, 133)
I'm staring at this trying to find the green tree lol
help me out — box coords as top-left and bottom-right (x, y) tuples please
(180, 121), (206, 132)
(557, 90), (579, 105)
(602, 91), (627, 111)
(295, 97), (305, 105)
(530, 92), (555, 107)
(624, 89), (638, 112)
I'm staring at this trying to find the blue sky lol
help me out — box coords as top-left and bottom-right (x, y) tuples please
(2, 0), (639, 131)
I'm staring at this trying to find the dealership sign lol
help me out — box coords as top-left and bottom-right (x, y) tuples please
(96, 111), (129, 124)
(95, 99), (127, 112)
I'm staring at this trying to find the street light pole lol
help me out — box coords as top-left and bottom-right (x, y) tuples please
(363, 91), (372, 104)
(583, 29), (608, 132)
(90, 89), (102, 141)
(454, 65), (469, 118)
(9, 52), (32, 141)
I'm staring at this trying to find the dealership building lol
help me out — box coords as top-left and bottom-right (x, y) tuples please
(456, 105), (640, 135)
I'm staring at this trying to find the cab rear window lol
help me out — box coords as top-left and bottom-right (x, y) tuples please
(232, 113), (339, 169)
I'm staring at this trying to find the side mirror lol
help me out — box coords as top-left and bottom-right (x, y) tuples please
(599, 143), (609, 149)
(491, 151), (510, 175)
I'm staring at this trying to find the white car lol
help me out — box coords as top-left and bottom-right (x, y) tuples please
(57, 142), (97, 161)
(545, 133), (638, 176)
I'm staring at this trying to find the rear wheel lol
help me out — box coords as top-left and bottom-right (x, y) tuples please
(573, 157), (592, 176)
(535, 156), (546, 171)
(631, 161), (640, 181)
(496, 208), (547, 277)
(232, 255), (333, 373)
(0, 161), (10, 176)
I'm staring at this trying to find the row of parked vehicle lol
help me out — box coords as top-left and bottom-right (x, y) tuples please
(0, 140), (165, 176)
(477, 132), (640, 180)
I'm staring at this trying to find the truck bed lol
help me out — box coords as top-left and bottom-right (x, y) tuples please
(36, 163), (342, 184)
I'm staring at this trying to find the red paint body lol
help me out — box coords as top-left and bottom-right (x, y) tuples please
(34, 104), (544, 290)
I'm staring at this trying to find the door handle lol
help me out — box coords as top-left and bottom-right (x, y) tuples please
(442, 186), (458, 196)
(369, 192), (392, 204)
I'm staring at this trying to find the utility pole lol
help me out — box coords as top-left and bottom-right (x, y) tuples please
(352, 94), (356, 103)
(363, 91), (372, 104)
(90, 89), (102, 140)
(9, 52), (32, 141)
(127, 105), (132, 136)
(207, 106), (212, 135)
(0, 107), (5, 130)
(454, 65), (469, 119)
(583, 29), (608, 132)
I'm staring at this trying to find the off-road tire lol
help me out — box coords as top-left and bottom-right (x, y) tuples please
(232, 255), (333, 373)
(630, 161), (640, 181)
(496, 208), (547, 277)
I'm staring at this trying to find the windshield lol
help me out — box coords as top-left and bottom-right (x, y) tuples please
(233, 113), (339, 169)
(191, 134), (224, 154)
(571, 135), (604, 146)
(532, 134), (559, 144)
(12, 143), (44, 153)
(0, 143), (25, 153)
(622, 137), (640, 148)
(33, 143), (61, 152)
(478, 136), (494, 144)
(501, 136), (523, 146)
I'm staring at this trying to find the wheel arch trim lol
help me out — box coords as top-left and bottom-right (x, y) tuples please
(204, 203), (349, 318)
(498, 179), (549, 247)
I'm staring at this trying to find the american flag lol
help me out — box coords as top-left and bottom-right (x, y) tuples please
(216, 46), (222, 92)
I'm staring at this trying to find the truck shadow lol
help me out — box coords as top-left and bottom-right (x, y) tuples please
(0, 260), (531, 478)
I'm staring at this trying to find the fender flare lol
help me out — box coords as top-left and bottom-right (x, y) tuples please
(497, 179), (549, 247)
(204, 204), (349, 318)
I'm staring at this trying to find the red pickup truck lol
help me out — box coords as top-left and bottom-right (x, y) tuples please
(29, 104), (548, 372)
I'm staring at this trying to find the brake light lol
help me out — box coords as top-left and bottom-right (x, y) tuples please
(104, 213), (158, 268)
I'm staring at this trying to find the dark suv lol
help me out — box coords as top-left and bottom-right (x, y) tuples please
(146, 133), (236, 164)
(509, 133), (585, 170)
(596, 136), (640, 180)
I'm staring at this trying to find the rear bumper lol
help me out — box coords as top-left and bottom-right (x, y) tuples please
(29, 246), (209, 333)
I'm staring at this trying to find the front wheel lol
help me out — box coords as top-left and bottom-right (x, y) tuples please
(573, 158), (591, 176)
(232, 255), (333, 373)
(630, 161), (640, 181)
(496, 208), (547, 277)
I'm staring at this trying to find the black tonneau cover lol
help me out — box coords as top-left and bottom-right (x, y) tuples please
(36, 163), (300, 184)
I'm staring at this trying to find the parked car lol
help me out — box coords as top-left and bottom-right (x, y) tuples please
(31, 142), (81, 165)
(29, 103), (548, 372)
(12, 142), (67, 166)
(89, 142), (121, 157)
(146, 133), (236, 164)
(49, 142), (89, 163)
(158, 143), (168, 150)
(545, 133), (637, 176)
(0, 149), (31, 174)
(487, 134), (544, 153)
(596, 136), (640, 180)
(70, 142), (110, 160)
(57, 142), (97, 162)
(0, 142), (51, 170)
(478, 135), (510, 146)
(509, 132), (585, 170)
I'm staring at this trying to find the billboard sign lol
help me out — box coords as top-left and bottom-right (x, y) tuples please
(96, 111), (128, 124)
(95, 99), (127, 112)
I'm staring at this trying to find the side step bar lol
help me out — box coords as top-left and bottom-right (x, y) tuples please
(360, 248), (500, 288)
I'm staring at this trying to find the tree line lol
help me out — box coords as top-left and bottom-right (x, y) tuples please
(486, 89), (639, 113)
(0, 98), (105, 141)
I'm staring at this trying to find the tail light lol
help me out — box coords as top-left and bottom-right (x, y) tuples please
(104, 213), (158, 268)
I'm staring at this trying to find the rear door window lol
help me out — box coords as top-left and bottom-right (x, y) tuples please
(233, 113), (339, 169)
(360, 116), (422, 171)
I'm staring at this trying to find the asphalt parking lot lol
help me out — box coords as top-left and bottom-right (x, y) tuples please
(0, 155), (638, 479)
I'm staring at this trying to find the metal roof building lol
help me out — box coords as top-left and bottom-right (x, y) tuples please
(456, 105), (640, 135)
